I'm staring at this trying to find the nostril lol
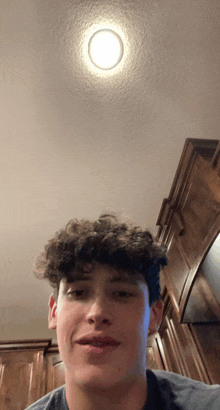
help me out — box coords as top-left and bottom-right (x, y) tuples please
(87, 317), (111, 325)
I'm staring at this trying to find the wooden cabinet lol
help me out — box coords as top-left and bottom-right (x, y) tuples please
(157, 138), (220, 384)
(146, 335), (165, 371)
(0, 340), (51, 410)
(157, 139), (220, 323)
(189, 323), (220, 384)
(44, 346), (65, 393)
(158, 291), (211, 383)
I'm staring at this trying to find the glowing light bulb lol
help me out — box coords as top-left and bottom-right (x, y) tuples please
(88, 29), (123, 70)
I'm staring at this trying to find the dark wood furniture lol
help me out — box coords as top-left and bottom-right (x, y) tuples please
(0, 340), (50, 410)
(156, 138), (220, 385)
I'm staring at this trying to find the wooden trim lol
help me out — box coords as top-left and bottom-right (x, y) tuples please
(0, 340), (52, 351)
(211, 141), (220, 175)
(179, 214), (220, 322)
(157, 139), (219, 238)
(188, 324), (218, 384)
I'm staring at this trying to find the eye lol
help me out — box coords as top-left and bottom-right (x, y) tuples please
(67, 289), (87, 299)
(113, 290), (135, 300)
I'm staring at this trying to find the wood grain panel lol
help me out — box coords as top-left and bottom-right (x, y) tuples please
(0, 340), (50, 409)
(179, 158), (220, 266)
(189, 324), (220, 384)
(0, 351), (35, 410)
(159, 299), (211, 383)
(146, 335), (165, 371)
(182, 267), (220, 323)
(47, 358), (65, 393)
(162, 235), (190, 304)
(211, 141), (220, 176)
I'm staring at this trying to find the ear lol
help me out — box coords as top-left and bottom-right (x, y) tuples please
(48, 294), (57, 330)
(148, 299), (164, 336)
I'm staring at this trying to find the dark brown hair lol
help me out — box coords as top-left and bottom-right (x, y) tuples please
(34, 213), (167, 306)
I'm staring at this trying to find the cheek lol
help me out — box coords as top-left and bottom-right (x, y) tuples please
(56, 305), (81, 342)
(121, 306), (149, 343)
(136, 306), (151, 345)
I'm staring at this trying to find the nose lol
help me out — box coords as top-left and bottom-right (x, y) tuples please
(86, 295), (112, 326)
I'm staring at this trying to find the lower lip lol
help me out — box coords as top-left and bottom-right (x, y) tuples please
(78, 343), (120, 354)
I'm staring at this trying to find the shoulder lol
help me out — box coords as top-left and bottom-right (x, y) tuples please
(24, 385), (67, 410)
(150, 370), (220, 410)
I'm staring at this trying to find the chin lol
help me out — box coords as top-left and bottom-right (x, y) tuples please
(67, 365), (127, 389)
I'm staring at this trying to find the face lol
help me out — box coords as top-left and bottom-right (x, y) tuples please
(48, 264), (163, 390)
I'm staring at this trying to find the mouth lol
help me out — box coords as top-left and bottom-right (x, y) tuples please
(76, 336), (120, 352)
(77, 336), (119, 345)
(77, 342), (120, 355)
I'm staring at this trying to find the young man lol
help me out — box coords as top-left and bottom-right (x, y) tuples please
(26, 213), (220, 410)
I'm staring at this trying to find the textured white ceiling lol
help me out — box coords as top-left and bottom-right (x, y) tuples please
(1, 0), (220, 341)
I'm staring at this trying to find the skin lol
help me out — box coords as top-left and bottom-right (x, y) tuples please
(48, 263), (163, 410)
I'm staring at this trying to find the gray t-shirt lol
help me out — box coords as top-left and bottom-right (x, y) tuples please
(25, 369), (220, 410)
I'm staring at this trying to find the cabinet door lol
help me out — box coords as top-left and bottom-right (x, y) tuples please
(189, 323), (220, 384)
(0, 350), (45, 410)
(45, 353), (65, 393)
(158, 302), (211, 383)
(146, 334), (165, 371)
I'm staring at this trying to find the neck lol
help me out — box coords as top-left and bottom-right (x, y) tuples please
(65, 374), (148, 410)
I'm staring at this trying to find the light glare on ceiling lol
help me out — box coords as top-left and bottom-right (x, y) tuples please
(88, 29), (123, 70)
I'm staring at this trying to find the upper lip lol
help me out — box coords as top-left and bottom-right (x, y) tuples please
(76, 334), (120, 346)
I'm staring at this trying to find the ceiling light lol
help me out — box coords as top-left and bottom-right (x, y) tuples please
(88, 29), (123, 70)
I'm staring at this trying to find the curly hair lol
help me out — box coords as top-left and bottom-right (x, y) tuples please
(34, 213), (167, 307)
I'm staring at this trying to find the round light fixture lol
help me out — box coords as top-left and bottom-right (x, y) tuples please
(88, 29), (123, 70)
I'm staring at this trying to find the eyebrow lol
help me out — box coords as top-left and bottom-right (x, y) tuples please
(66, 274), (90, 283)
(109, 276), (138, 285)
(66, 273), (139, 285)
